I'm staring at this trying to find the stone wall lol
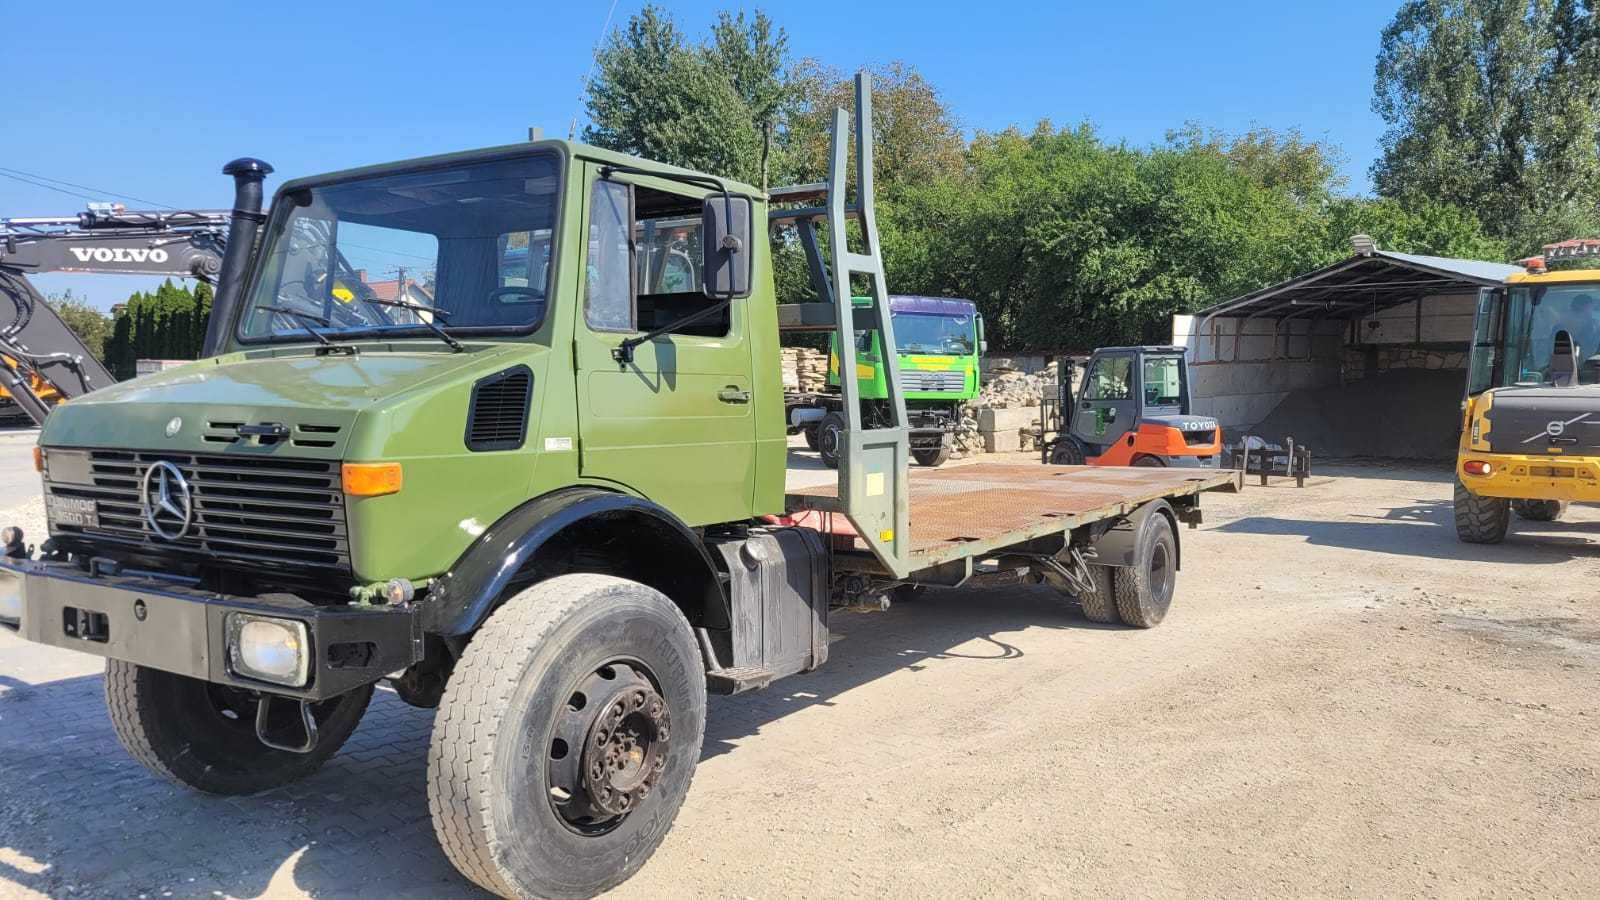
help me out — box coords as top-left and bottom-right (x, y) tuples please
(1340, 346), (1468, 382)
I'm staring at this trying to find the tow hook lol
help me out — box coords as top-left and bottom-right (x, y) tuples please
(255, 695), (319, 754)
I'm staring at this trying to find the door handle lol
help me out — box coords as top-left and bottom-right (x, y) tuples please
(717, 386), (751, 404)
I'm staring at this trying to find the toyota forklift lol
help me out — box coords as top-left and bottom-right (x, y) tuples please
(1042, 345), (1222, 467)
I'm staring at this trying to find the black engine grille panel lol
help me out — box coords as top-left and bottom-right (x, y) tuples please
(47, 450), (349, 570)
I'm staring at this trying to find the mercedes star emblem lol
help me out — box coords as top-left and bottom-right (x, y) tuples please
(140, 460), (194, 541)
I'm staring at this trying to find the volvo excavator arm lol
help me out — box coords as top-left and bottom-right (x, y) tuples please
(0, 206), (228, 424)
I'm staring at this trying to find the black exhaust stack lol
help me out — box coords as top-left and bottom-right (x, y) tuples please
(201, 157), (273, 357)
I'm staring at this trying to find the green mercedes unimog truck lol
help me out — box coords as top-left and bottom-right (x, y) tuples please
(788, 294), (982, 468)
(0, 74), (1239, 899)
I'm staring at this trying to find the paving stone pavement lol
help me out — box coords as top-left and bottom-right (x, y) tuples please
(0, 631), (491, 899)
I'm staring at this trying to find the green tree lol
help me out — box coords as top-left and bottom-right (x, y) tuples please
(101, 280), (211, 379)
(784, 60), (966, 195)
(1372, 0), (1600, 251)
(45, 290), (111, 364)
(583, 6), (790, 187)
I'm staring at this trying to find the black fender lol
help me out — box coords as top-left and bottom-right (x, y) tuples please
(421, 487), (727, 637)
(1087, 499), (1180, 571)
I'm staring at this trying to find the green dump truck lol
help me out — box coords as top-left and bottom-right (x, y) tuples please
(787, 294), (981, 468)
(0, 73), (1240, 899)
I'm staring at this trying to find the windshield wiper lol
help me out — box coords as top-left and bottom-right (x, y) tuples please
(358, 297), (464, 352)
(257, 305), (333, 346)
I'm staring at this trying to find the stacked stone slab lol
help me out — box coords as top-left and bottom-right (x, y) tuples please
(958, 368), (1055, 455)
(781, 347), (829, 394)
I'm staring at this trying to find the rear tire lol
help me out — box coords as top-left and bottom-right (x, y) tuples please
(1113, 512), (1177, 628)
(817, 412), (845, 470)
(104, 661), (372, 796)
(1454, 481), (1511, 543)
(802, 425), (819, 451)
(1133, 455), (1166, 467)
(1076, 564), (1119, 624)
(1511, 498), (1565, 522)
(428, 574), (706, 900)
(912, 444), (951, 467)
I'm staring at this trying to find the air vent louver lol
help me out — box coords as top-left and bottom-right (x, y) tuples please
(466, 366), (532, 451)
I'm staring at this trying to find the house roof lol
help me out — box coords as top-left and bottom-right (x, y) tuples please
(1195, 250), (1524, 322)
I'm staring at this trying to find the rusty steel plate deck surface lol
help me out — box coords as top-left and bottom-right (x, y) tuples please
(787, 464), (1241, 568)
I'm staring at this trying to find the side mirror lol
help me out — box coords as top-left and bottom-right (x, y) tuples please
(702, 195), (752, 299)
(976, 314), (988, 354)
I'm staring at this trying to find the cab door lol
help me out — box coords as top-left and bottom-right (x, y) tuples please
(1071, 351), (1138, 452)
(571, 166), (756, 525)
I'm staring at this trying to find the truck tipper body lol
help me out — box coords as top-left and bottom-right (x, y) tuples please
(0, 73), (1240, 899)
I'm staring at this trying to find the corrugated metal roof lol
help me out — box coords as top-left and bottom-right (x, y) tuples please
(1195, 250), (1520, 322)
(1373, 250), (1523, 283)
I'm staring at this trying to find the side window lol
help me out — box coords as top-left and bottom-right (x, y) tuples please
(586, 181), (634, 332)
(1084, 356), (1132, 400)
(635, 186), (727, 337)
(1467, 288), (1502, 394)
(1142, 356), (1182, 406)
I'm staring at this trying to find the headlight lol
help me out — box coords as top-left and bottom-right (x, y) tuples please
(226, 613), (310, 687)
(0, 570), (20, 625)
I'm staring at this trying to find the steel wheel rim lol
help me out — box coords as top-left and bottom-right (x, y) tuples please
(546, 660), (671, 835)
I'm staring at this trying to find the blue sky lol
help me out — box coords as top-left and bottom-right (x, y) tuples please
(5, 0), (1402, 309)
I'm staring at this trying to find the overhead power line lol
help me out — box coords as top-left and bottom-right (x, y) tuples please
(0, 165), (177, 209)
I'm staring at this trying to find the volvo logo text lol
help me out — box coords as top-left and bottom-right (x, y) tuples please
(140, 461), (194, 541)
(66, 247), (170, 265)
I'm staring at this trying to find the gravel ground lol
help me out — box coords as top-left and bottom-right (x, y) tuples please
(2, 459), (1597, 899)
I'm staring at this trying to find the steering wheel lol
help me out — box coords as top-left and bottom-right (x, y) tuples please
(487, 286), (545, 305)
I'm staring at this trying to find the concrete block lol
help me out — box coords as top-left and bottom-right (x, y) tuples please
(978, 407), (1038, 433)
(982, 429), (1021, 453)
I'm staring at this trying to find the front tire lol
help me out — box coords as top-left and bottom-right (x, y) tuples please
(817, 412), (845, 470)
(428, 574), (706, 900)
(1050, 439), (1086, 466)
(1454, 481), (1511, 543)
(104, 661), (372, 796)
(1113, 512), (1177, 628)
(1512, 498), (1565, 522)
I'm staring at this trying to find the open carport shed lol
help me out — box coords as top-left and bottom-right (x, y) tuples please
(1173, 245), (1523, 459)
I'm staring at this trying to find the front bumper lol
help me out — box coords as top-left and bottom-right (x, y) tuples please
(0, 559), (421, 701)
(1458, 453), (1600, 502)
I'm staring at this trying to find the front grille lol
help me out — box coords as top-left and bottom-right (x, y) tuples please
(48, 450), (349, 570)
(903, 370), (965, 392)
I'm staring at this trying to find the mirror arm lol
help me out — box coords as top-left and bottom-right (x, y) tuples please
(612, 298), (734, 365)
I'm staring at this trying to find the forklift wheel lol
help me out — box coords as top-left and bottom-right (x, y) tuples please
(1133, 455), (1166, 467)
(1049, 440), (1085, 466)
(912, 445), (951, 467)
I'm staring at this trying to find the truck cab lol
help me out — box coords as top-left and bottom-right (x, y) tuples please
(1455, 239), (1600, 542)
(807, 294), (981, 468)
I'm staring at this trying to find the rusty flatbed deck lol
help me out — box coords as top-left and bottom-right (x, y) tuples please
(787, 463), (1241, 569)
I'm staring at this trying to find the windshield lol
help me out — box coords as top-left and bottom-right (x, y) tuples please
(1501, 284), (1600, 386)
(890, 311), (974, 354)
(239, 153), (559, 343)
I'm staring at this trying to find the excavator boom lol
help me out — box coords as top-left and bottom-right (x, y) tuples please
(0, 206), (228, 425)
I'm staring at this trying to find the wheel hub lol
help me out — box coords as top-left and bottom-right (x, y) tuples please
(547, 661), (670, 831)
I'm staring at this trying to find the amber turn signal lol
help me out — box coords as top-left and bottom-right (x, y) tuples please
(32, 446), (43, 473)
(342, 462), (403, 496)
